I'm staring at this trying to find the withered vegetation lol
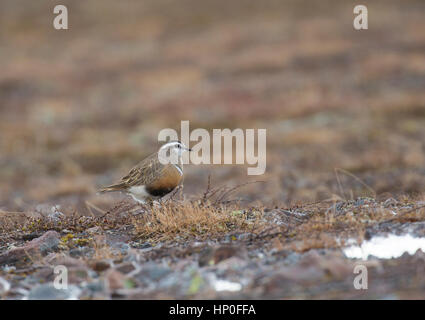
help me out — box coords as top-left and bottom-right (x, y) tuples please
(1, 178), (424, 254)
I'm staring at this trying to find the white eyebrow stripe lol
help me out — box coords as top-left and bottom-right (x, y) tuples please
(160, 142), (185, 149)
(160, 142), (179, 148)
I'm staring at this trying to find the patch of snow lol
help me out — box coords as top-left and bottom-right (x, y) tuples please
(213, 279), (242, 292)
(343, 234), (425, 260)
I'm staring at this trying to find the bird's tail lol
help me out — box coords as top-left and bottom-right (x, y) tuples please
(98, 183), (126, 194)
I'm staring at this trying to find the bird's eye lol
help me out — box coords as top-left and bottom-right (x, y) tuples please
(177, 145), (181, 148)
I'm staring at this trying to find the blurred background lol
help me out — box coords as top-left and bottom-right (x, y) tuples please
(1, 0), (424, 213)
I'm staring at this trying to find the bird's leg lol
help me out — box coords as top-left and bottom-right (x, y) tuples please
(152, 200), (162, 209)
(129, 193), (146, 205)
(127, 194), (149, 215)
(146, 198), (162, 224)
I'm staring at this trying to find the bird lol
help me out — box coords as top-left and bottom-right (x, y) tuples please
(99, 140), (192, 204)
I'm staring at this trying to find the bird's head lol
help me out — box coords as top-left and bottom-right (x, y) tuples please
(158, 140), (192, 163)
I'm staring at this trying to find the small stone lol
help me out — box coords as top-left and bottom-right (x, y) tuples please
(47, 211), (65, 222)
(133, 263), (172, 286)
(115, 262), (136, 275)
(237, 233), (254, 241)
(364, 229), (373, 240)
(199, 245), (246, 267)
(105, 269), (126, 291)
(90, 260), (111, 273)
(86, 226), (101, 235)
(86, 281), (105, 293)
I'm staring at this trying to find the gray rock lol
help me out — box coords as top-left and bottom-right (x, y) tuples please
(28, 284), (81, 300)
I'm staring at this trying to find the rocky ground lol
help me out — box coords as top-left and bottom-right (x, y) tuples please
(1, 196), (424, 299)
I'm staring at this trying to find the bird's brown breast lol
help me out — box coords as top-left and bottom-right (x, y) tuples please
(145, 164), (182, 197)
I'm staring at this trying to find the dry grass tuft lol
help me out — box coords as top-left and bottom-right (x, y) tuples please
(132, 200), (264, 243)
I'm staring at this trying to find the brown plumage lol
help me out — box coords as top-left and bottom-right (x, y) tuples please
(99, 141), (190, 203)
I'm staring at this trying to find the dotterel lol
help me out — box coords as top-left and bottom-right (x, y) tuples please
(99, 140), (191, 203)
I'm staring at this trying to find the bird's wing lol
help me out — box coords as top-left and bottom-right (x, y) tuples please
(118, 152), (165, 188)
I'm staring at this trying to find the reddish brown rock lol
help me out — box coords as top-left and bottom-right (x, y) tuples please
(0, 231), (60, 267)
(199, 245), (247, 267)
(90, 260), (112, 272)
(105, 269), (126, 291)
